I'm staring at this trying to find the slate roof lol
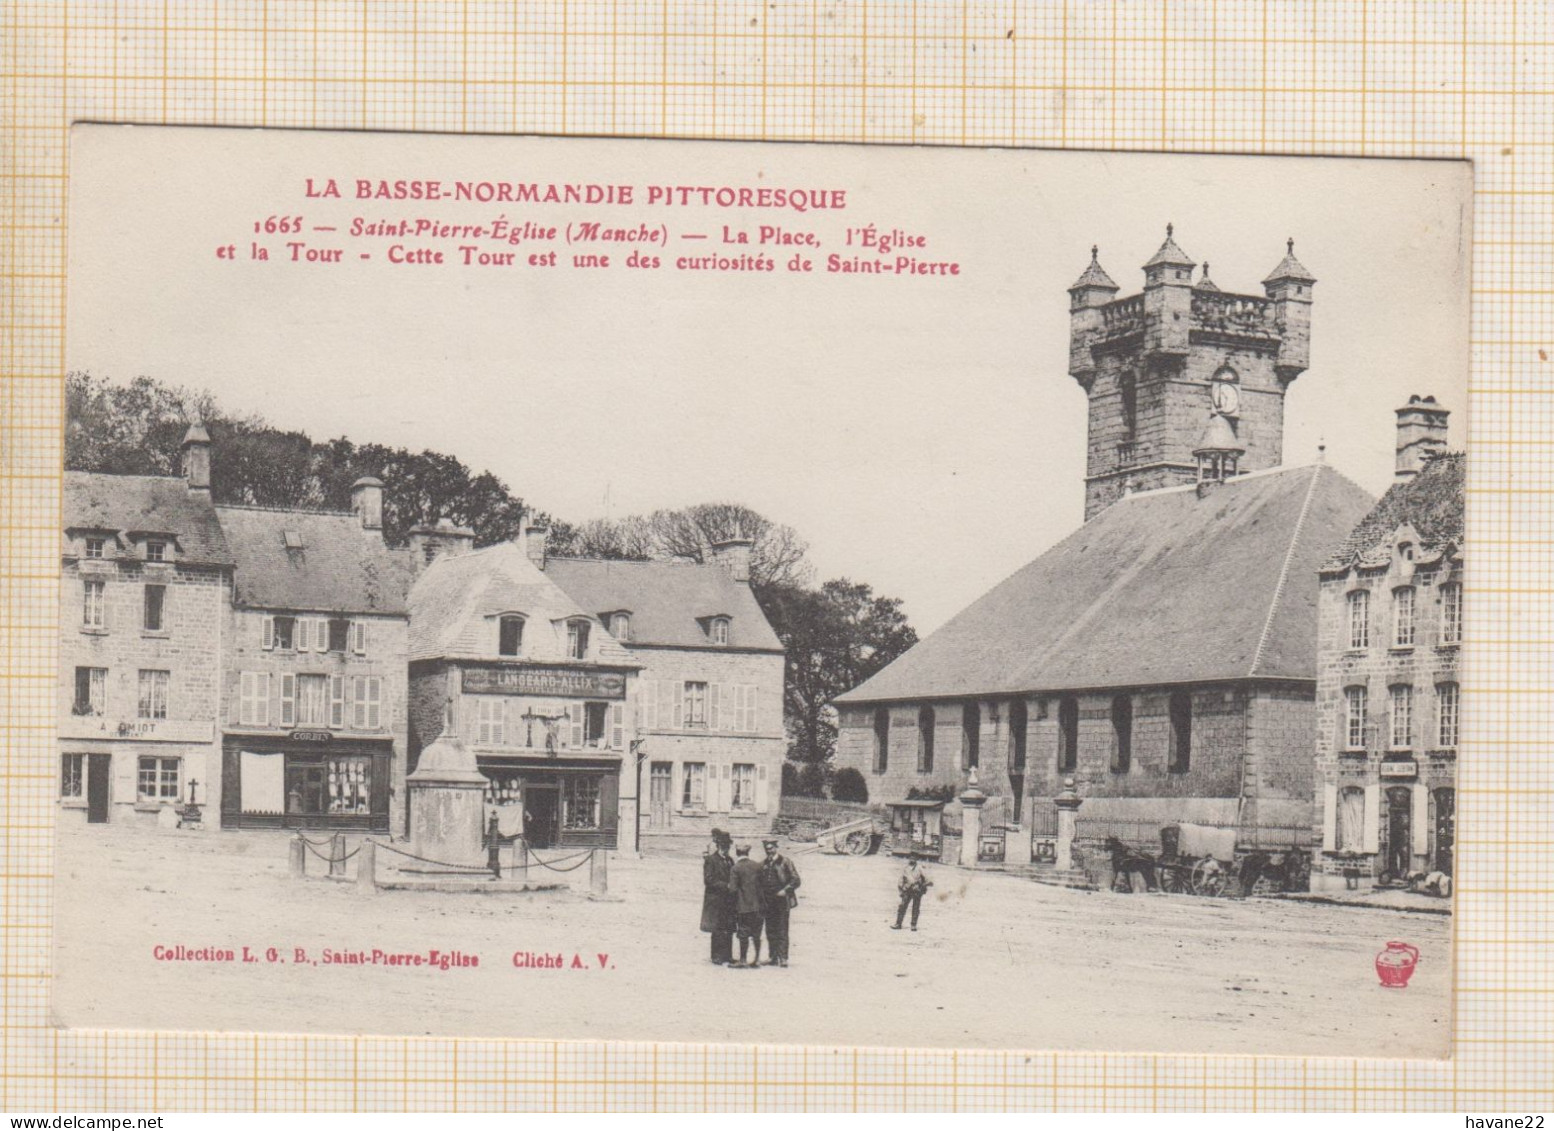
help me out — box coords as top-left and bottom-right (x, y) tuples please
(1321, 452), (1465, 574)
(1262, 240), (1317, 284)
(1143, 227), (1195, 269)
(63, 471), (232, 567)
(835, 462), (1375, 705)
(1069, 248), (1119, 291)
(546, 557), (784, 652)
(216, 505), (415, 615)
(408, 541), (637, 666)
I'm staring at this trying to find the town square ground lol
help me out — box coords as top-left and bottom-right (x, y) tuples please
(54, 825), (1449, 1058)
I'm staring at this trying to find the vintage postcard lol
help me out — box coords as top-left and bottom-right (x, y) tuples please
(55, 125), (1468, 1057)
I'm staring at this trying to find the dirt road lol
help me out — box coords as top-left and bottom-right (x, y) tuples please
(54, 825), (1450, 1057)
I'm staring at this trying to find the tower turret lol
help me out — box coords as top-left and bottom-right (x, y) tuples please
(1067, 246), (1119, 390)
(1141, 224), (1196, 356)
(1262, 237), (1316, 382)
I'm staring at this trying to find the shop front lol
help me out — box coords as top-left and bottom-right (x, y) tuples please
(221, 731), (393, 832)
(479, 756), (621, 848)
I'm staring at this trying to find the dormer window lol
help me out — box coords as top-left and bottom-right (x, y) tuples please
(84, 538), (105, 559)
(709, 616), (731, 645)
(1398, 541), (1415, 562)
(566, 619), (590, 661)
(608, 612), (631, 642)
(498, 614), (525, 656)
(145, 539), (167, 562)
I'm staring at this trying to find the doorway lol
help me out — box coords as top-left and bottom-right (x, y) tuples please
(86, 754), (111, 823)
(1432, 787), (1456, 874)
(648, 762), (672, 830)
(1384, 786), (1413, 879)
(526, 784), (559, 848)
(286, 763), (327, 816)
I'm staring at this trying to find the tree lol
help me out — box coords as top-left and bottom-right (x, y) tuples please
(761, 578), (918, 767)
(831, 767), (869, 804)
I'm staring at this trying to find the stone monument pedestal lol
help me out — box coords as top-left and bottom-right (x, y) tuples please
(407, 730), (488, 869)
(958, 770), (988, 869)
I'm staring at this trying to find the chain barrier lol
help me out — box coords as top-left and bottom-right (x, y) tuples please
(522, 848), (594, 873)
(300, 838), (360, 863)
(367, 838), (493, 876)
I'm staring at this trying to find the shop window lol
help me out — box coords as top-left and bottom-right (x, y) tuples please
(239, 671), (271, 726)
(731, 763), (756, 812)
(916, 706), (935, 772)
(1389, 684), (1414, 749)
(566, 619), (590, 660)
(296, 674), (329, 727)
(1009, 699), (1028, 771)
(563, 776), (601, 830)
(873, 707), (890, 774)
(1057, 696), (1079, 773)
(1393, 587), (1416, 647)
(82, 579), (106, 630)
(143, 585), (166, 632)
(1441, 583), (1462, 645)
(145, 539), (167, 562)
(1345, 685), (1368, 750)
(1111, 694), (1133, 773)
(1437, 682), (1459, 749)
(328, 618), (350, 653)
(609, 612), (630, 642)
(61, 754), (84, 798)
(326, 755), (372, 814)
(684, 681), (709, 728)
(1336, 786), (1365, 852)
(682, 762), (707, 810)
(477, 698), (505, 745)
(84, 537), (105, 559)
(137, 755), (180, 802)
(498, 615), (524, 656)
(1168, 690), (1192, 772)
(73, 666), (106, 716)
(137, 669), (169, 720)
(1347, 590), (1369, 650)
(961, 702), (980, 769)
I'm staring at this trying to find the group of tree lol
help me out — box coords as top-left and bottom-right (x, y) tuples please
(65, 371), (918, 800)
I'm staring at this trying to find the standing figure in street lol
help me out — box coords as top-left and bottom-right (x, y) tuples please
(758, 837), (801, 967)
(701, 828), (736, 965)
(730, 843), (766, 968)
(893, 854), (932, 931)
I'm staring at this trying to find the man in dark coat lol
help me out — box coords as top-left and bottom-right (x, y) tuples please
(758, 837), (801, 967)
(730, 844), (765, 967)
(701, 828), (735, 964)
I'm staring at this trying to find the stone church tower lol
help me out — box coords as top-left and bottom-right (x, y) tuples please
(1068, 226), (1316, 520)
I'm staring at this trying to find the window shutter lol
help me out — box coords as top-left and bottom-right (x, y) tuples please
(262, 616), (275, 650)
(569, 703), (584, 748)
(1412, 783), (1430, 856)
(295, 619), (309, 652)
(672, 683), (684, 729)
(257, 673), (270, 726)
(642, 679), (658, 730)
(315, 618), (329, 651)
(755, 764), (769, 813)
(718, 764), (732, 812)
(236, 672), (252, 726)
(672, 761), (682, 812)
(330, 676), (345, 728)
(351, 677), (365, 729)
(280, 674), (295, 726)
(611, 703), (624, 750)
(658, 680), (673, 730)
(710, 684), (722, 731)
(366, 677), (382, 730)
(1321, 783), (1338, 852)
(352, 620), (367, 655)
(748, 685), (759, 733)
(1362, 784), (1381, 855)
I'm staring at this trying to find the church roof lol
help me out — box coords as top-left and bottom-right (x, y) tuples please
(834, 462), (1375, 704)
(1069, 246), (1119, 291)
(545, 557), (783, 652)
(1321, 452), (1465, 574)
(1143, 226), (1196, 269)
(1263, 239), (1316, 284)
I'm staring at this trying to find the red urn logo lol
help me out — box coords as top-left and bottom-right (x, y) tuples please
(1374, 940), (1420, 988)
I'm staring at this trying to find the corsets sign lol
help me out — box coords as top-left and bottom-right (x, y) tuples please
(461, 664), (626, 700)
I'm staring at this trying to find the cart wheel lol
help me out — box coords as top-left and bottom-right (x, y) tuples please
(1161, 867), (1189, 895)
(1192, 859), (1228, 897)
(844, 830), (870, 856)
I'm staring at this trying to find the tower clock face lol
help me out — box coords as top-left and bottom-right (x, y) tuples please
(1211, 380), (1240, 415)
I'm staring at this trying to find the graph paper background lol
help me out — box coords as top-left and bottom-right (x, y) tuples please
(1, 0), (1550, 1114)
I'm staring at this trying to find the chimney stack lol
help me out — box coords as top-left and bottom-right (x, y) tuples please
(1395, 395), (1450, 482)
(181, 418), (211, 492)
(523, 522), (549, 571)
(709, 537), (754, 584)
(350, 476), (384, 532)
(409, 516), (476, 571)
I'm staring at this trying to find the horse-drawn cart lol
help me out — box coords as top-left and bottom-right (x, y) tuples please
(1104, 821), (1311, 897)
(815, 815), (880, 856)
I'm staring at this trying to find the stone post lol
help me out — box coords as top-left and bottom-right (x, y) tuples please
(356, 839), (377, 894)
(590, 848), (609, 896)
(958, 768), (988, 869)
(1054, 777), (1083, 872)
(288, 834), (306, 879)
(328, 833), (347, 878)
(515, 838), (529, 884)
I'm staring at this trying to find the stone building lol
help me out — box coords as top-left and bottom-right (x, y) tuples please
(58, 425), (232, 825)
(833, 230), (1375, 869)
(1311, 401), (1463, 891)
(216, 477), (415, 833)
(406, 526), (642, 850)
(547, 539), (787, 846)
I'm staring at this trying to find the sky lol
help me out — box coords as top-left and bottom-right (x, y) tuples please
(67, 127), (1471, 634)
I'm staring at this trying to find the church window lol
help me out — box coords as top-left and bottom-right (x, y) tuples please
(1345, 685), (1368, 750)
(961, 703), (980, 769)
(1110, 695), (1133, 773)
(1057, 696), (1078, 773)
(1168, 690), (1192, 772)
(917, 706), (935, 772)
(1441, 583), (1462, 645)
(872, 708), (890, 774)
(1009, 699), (1028, 771)
(1393, 587), (1415, 647)
(1347, 590), (1370, 650)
